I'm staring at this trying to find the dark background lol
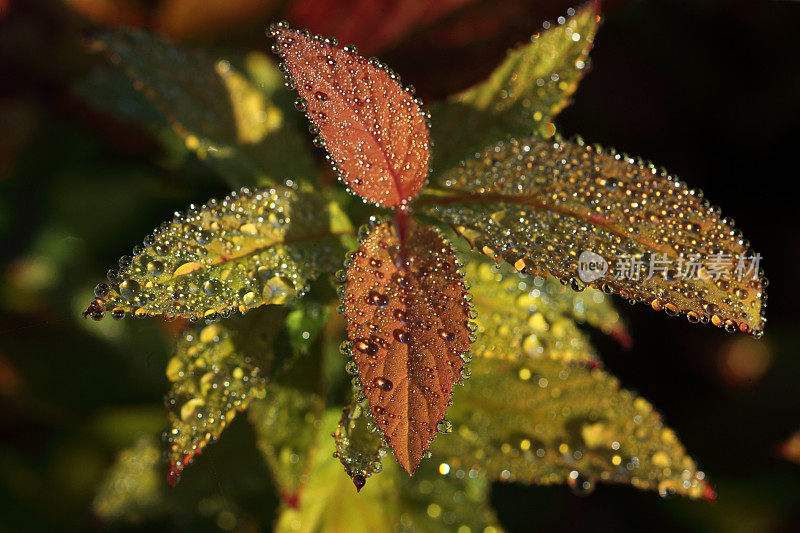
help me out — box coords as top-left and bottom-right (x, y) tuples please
(1, 0), (798, 531)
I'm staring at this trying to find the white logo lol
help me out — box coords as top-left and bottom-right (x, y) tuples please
(577, 251), (608, 283)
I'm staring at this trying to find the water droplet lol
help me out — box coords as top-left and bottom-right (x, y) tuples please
(203, 279), (223, 297)
(119, 279), (141, 300)
(373, 377), (393, 391)
(437, 419), (453, 434)
(351, 474), (366, 492)
(393, 329), (411, 344)
(366, 290), (389, 307)
(94, 283), (109, 298)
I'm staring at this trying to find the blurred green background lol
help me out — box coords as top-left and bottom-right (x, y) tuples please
(1, 0), (798, 531)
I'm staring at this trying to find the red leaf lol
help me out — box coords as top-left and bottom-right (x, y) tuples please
(343, 218), (472, 474)
(270, 25), (431, 208)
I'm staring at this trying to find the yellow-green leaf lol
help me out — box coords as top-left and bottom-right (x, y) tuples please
(425, 257), (713, 499)
(93, 436), (164, 523)
(420, 137), (766, 336)
(465, 260), (608, 365)
(165, 310), (274, 485)
(430, 3), (599, 171)
(276, 410), (502, 533)
(85, 29), (315, 186)
(85, 186), (350, 321)
(433, 355), (714, 500)
(249, 384), (325, 505)
(333, 398), (387, 491)
(396, 459), (502, 533)
(276, 410), (400, 533)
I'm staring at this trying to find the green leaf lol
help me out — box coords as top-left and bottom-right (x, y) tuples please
(333, 398), (387, 491)
(93, 436), (164, 523)
(85, 186), (351, 321)
(419, 137), (766, 336)
(397, 459), (502, 533)
(434, 355), (714, 500)
(429, 265), (713, 500)
(249, 384), (325, 505)
(165, 309), (275, 484)
(285, 301), (330, 358)
(275, 410), (400, 533)
(526, 262), (630, 345)
(430, 3), (599, 171)
(464, 261), (607, 365)
(276, 410), (502, 533)
(84, 29), (315, 186)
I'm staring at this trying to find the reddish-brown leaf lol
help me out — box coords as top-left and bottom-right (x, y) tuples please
(270, 25), (431, 208)
(343, 219), (472, 474)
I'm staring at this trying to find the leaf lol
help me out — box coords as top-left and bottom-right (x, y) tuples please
(84, 185), (349, 321)
(277, 410), (501, 533)
(434, 355), (714, 500)
(74, 68), (169, 132)
(465, 261), (603, 365)
(276, 410), (401, 533)
(430, 3), (600, 171)
(466, 256), (629, 351)
(428, 268), (713, 499)
(93, 436), (164, 523)
(333, 398), (387, 491)
(270, 24), (431, 207)
(85, 29), (315, 186)
(165, 310), (274, 485)
(341, 219), (473, 474)
(419, 137), (766, 336)
(285, 300), (330, 358)
(530, 264), (631, 347)
(249, 384), (325, 506)
(396, 458), (502, 533)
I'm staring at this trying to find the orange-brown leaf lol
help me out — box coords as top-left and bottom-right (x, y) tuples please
(270, 25), (431, 208)
(343, 219), (472, 474)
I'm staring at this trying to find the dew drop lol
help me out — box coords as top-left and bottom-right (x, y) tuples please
(356, 340), (379, 356)
(373, 377), (393, 392)
(119, 279), (141, 300)
(393, 309), (408, 323)
(393, 329), (411, 344)
(438, 329), (455, 342)
(352, 474), (366, 492)
(366, 290), (389, 308)
(146, 260), (164, 276)
(203, 279), (223, 297)
(94, 283), (109, 298)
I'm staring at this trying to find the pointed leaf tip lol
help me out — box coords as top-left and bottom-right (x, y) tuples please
(333, 399), (386, 490)
(164, 314), (271, 483)
(430, 2), (601, 170)
(86, 186), (345, 321)
(269, 25), (431, 208)
(343, 219), (473, 474)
